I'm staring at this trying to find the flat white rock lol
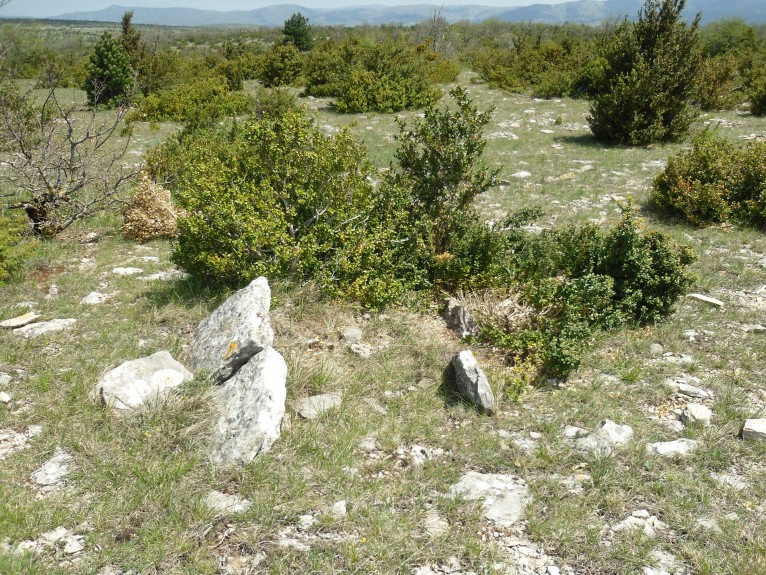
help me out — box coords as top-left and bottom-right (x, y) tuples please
(204, 490), (251, 514)
(1, 311), (41, 328)
(511, 170), (532, 179)
(31, 447), (73, 491)
(0, 425), (42, 460)
(450, 471), (529, 527)
(296, 393), (342, 419)
(687, 293), (724, 307)
(90, 351), (193, 410)
(81, 291), (107, 305)
(646, 438), (699, 458)
(112, 267), (143, 276)
(14, 319), (76, 338)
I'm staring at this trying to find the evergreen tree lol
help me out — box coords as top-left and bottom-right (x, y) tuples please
(83, 31), (134, 107)
(283, 13), (313, 52)
(588, 0), (702, 145)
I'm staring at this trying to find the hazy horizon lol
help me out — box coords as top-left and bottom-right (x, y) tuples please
(1, 0), (578, 19)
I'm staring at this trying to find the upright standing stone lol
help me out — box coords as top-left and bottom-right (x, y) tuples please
(189, 277), (274, 383)
(209, 347), (287, 466)
(450, 350), (495, 413)
(443, 298), (479, 339)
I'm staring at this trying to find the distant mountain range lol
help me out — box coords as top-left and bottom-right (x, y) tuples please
(51, 0), (766, 27)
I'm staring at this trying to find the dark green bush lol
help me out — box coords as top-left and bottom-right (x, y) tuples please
(651, 132), (766, 227)
(283, 13), (313, 52)
(484, 206), (696, 376)
(470, 35), (596, 99)
(83, 31), (134, 107)
(588, 0), (702, 145)
(749, 69), (766, 116)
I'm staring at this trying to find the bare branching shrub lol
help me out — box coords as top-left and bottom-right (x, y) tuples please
(122, 172), (180, 242)
(0, 80), (139, 236)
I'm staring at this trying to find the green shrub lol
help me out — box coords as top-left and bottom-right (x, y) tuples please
(588, 0), (702, 145)
(133, 76), (256, 128)
(254, 86), (299, 118)
(257, 43), (303, 88)
(484, 206), (696, 376)
(470, 35), (597, 99)
(696, 55), (746, 111)
(304, 37), (444, 113)
(83, 31), (134, 107)
(651, 132), (766, 227)
(749, 69), (766, 116)
(0, 212), (35, 285)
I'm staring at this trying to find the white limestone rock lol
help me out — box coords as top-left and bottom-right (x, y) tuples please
(742, 418), (766, 441)
(687, 293), (724, 308)
(1, 311), (41, 328)
(204, 490), (251, 515)
(14, 319), (76, 338)
(646, 438), (699, 458)
(209, 347), (287, 466)
(450, 471), (529, 528)
(90, 351), (193, 410)
(81, 292), (108, 305)
(296, 393), (342, 420)
(596, 419), (634, 446)
(112, 267), (143, 276)
(450, 350), (495, 414)
(0, 425), (42, 460)
(331, 500), (347, 518)
(681, 403), (712, 427)
(31, 447), (73, 492)
(189, 277), (273, 383)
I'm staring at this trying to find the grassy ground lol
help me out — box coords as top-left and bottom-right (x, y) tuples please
(1, 74), (766, 575)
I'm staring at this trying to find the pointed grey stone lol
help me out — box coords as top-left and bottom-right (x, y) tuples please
(209, 347), (287, 466)
(90, 351), (192, 410)
(450, 350), (495, 414)
(443, 298), (479, 338)
(189, 277), (273, 383)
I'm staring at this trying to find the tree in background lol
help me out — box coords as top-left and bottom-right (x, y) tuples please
(588, 0), (702, 145)
(283, 13), (313, 52)
(83, 31), (134, 106)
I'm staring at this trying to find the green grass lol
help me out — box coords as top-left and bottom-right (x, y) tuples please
(1, 70), (766, 575)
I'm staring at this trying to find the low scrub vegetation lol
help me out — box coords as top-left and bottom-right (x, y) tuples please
(651, 132), (766, 227)
(304, 37), (454, 113)
(152, 88), (695, 378)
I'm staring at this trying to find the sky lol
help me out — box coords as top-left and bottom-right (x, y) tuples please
(1, 0), (577, 18)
